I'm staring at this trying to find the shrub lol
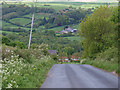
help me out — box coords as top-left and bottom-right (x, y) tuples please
(96, 46), (118, 63)
(2, 45), (56, 88)
(51, 54), (58, 61)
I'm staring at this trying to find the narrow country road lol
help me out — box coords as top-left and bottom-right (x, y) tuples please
(41, 64), (118, 88)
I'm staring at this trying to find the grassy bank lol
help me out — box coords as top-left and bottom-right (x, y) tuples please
(2, 45), (56, 88)
(82, 60), (119, 75)
(81, 46), (119, 75)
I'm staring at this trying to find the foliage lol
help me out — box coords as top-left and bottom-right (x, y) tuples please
(2, 4), (55, 21)
(2, 3), (89, 56)
(2, 36), (11, 45)
(79, 6), (119, 75)
(82, 59), (119, 74)
(63, 47), (75, 56)
(51, 54), (58, 61)
(2, 3), (91, 31)
(2, 27), (27, 33)
(72, 52), (81, 57)
(96, 46), (118, 63)
(2, 28), (82, 55)
(2, 4), (31, 20)
(2, 45), (56, 88)
(31, 43), (49, 55)
(45, 23), (52, 29)
(2, 36), (26, 49)
(79, 6), (116, 58)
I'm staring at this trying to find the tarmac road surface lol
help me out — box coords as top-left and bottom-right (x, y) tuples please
(41, 64), (118, 88)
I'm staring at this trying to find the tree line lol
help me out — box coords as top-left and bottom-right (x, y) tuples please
(2, 4), (56, 21)
(2, 29), (83, 57)
(2, 3), (92, 29)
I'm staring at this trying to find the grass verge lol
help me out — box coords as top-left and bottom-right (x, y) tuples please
(82, 59), (119, 76)
(2, 45), (56, 88)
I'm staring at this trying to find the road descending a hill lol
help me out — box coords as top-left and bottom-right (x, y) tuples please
(41, 64), (118, 88)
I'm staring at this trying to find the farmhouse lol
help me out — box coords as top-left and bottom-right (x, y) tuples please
(59, 26), (77, 34)
(60, 30), (68, 34)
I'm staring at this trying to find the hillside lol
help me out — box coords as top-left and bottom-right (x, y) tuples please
(1, 1), (119, 88)
(1, 0), (118, 2)
(2, 1), (118, 55)
(2, 2), (89, 57)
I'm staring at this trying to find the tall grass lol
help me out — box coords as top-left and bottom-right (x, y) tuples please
(2, 45), (56, 88)
(82, 46), (119, 75)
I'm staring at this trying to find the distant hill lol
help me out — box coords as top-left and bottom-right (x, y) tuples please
(97, 0), (118, 2)
(1, 0), (118, 2)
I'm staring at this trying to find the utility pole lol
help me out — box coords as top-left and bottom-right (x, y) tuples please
(28, 13), (34, 49)
(107, 2), (110, 7)
(28, 0), (35, 49)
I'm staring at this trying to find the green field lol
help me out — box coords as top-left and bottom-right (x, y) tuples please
(46, 26), (64, 31)
(64, 36), (82, 41)
(2, 21), (18, 27)
(69, 24), (80, 30)
(1, 31), (19, 34)
(10, 18), (31, 26)
(2, 2), (118, 34)
(23, 13), (50, 19)
(80, 4), (100, 9)
(44, 24), (79, 32)
(26, 3), (95, 11)
(24, 2), (76, 12)
(4, 2), (118, 12)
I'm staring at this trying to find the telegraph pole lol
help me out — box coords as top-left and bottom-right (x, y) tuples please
(107, 2), (110, 7)
(28, 14), (34, 49)
(28, 0), (35, 49)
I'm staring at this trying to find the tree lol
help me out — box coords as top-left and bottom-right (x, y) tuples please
(109, 7), (119, 48)
(9, 41), (25, 49)
(63, 47), (75, 56)
(2, 36), (11, 45)
(51, 54), (58, 61)
(45, 23), (51, 29)
(43, 17), (47, 24)
(79, 6), (115, 58)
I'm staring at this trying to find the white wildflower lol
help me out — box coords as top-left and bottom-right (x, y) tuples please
(7, 83), (12, 88)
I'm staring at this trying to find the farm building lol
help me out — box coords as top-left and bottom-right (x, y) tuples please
(59, 27), (77, 34)
(58, 57), (70, 62)
(71, 56), (80, 61)
(48, 50), (57, 55)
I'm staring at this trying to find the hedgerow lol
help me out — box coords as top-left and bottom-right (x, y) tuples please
(2, 45), (55, 88)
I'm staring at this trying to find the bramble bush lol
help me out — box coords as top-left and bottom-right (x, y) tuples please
(2, 45), (55, 88)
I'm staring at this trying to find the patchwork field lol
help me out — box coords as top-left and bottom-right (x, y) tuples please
(3, 2), (118, 10)
(23, 13), (50, 19)
(10, 18), (31, 26)
(2, 2), (118, 34)
(2, 21), (19, 28)
(46, 26), (64, 31)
